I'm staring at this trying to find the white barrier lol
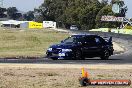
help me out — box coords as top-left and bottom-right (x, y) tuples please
(89, 29), (101, 32)
(90, 28), (110, 32)
(90, 28), (132, 35)
(100, 28), (110, 32)
(111, 29), (119, 33)
(119, 29), (132, 35)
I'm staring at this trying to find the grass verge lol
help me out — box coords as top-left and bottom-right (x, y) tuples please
(0, 28), (69, 58)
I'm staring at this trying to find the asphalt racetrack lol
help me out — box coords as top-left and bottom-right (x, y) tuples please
(0, 31), (132, 65)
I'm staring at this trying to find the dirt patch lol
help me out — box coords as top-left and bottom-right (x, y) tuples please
(113, 42), (125, 55)
(0, 68), (131, 88)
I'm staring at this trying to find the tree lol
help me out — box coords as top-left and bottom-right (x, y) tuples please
(111, 0), (127, 17)
(7, 7), (22, 20)
(13, 13), (22, 20)
(6, 7), (22, 20)
(0, 7), (7, 18)
(7, 7), (19, 19)
(35, 0), (127, 30)
(95, 0), (128, 28)
(23, 11), (34, 21)
(95, 5), (117, 28)
(58, 0), (104, 29)
(99, 0), (108, 5)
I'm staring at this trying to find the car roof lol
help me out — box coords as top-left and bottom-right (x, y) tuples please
(71, 25), (77, 26)
(72, 34), (98, 37)
(71, 25), (77, 27)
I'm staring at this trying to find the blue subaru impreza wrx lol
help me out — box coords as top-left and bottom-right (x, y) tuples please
(46, 34), (114, 60)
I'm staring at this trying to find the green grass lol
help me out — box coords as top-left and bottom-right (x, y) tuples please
(0, 29), (69, 58)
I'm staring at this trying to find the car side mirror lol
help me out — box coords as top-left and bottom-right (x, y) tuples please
(61, 40), (64, 43)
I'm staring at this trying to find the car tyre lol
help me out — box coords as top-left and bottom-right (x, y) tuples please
(75, 50), (84, 60)
(100, 49), (109, 60)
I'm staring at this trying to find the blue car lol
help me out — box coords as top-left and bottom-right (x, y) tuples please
(46, 34), (114, 60)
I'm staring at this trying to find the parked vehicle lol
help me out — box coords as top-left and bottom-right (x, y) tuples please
(46, 34), (114, 60)
(70, 25), (78, 30)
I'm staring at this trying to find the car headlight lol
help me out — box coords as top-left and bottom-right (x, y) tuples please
(62, 49), (72, 52)
(48, 48), (52, 51)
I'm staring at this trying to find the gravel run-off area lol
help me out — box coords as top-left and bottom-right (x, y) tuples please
(0, 68), (131, 88)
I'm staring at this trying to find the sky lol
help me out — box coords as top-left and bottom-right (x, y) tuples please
(3, 0), (132, 18)
(4, 0), (44, 12)
(124, 0), (131, 18)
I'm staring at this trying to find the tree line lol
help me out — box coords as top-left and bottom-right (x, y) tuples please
(0, 7), (34, 21)
(35, 0), (127, 30)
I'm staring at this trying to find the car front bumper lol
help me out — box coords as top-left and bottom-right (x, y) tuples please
(46, 51), (74, 60)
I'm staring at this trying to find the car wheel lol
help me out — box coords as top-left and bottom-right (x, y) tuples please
(75, 50), (84, 60)
(100, 49), (109, 60)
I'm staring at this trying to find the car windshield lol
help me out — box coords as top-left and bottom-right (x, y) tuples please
(71, 25), (77, 27)
(62, 36), (84, 44)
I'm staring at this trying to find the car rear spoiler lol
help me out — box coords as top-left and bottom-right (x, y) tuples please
(103, 36), (112, 44)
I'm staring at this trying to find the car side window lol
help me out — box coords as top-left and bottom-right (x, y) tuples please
(63, 37), (74, 43)
(95, 38), (101, 44)
(95, 37), (105, 45)
(76, 37), (85, 43)
(85, 37), (96, 45)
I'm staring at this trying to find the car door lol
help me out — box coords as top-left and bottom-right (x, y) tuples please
(94, 36), (105, 56)
(82, 36), (98, 57)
